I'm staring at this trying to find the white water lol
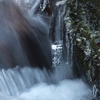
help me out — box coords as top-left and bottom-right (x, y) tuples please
(0, 66), (92, 100)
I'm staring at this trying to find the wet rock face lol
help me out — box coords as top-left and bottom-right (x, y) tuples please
(63, 0), (100, 98)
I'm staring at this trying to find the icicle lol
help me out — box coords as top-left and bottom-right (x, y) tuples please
(41, 0), (49, 11)
(56, 0), (67, 6)
(93, 84), (99, 98)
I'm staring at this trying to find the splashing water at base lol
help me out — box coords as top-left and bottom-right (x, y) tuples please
(20, 80), (92, 100)
(0, 66), (93, 100)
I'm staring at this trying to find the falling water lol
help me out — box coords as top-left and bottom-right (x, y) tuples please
(0, 66), (93, 100)
(0, 0), (93, 100)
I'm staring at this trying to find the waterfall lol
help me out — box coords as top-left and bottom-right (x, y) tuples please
(0, 66), (92, 100)
(0, 0), (93, 100)
(0, 66), (51, 96)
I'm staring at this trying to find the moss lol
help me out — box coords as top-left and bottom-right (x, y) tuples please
(64, 0), (100, 85)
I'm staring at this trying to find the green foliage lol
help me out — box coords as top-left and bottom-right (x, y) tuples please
(64, 0), (100, 85)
